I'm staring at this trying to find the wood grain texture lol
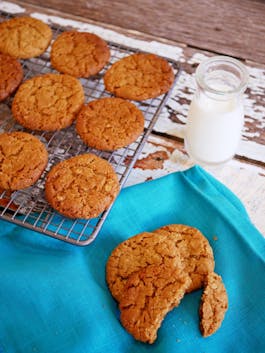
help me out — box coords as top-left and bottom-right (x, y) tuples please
(21, 0), (265, 63)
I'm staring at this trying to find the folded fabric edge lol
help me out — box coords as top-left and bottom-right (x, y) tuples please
(180, 166), (265, 262)
(194, 166), (249, 217)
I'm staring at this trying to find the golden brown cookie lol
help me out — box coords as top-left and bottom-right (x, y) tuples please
(106, 232), (180, 302)
(199, 272), (228, 337)
(0, 131), (48, 191)
(45, 153), (120, 219)
(0, 53), (23, 102)
(154, 224), (215, 293)
(106, 225), (214, 302)
(104, 53), (174, 101)
(76, 97), (145, 151)
(119, 263), (191, 344)
(51, 31), (110, 77)
(0, 16), (52, 59)
(12, 73), (84, 131)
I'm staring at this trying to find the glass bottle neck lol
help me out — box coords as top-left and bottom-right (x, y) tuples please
(195, 56), (248, 100)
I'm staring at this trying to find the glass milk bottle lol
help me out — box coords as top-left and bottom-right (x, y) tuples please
(185, 56), (248, 166)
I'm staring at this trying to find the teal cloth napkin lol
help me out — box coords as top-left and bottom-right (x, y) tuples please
(0, 165), (265, 353)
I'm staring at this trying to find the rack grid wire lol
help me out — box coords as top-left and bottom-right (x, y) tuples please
(0, 10), (181, 245)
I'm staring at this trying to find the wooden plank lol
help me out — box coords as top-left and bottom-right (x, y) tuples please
(18, 0), (265, 64)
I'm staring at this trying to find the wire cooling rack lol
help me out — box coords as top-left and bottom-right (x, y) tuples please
(0, 10), (181, 245)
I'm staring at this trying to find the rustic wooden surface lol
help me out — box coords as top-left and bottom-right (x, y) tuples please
(0, 1), (264, 236)
(15, 0), (265, 64)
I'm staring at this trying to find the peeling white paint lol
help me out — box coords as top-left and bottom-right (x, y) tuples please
(238, 140), (265, 163)
(0, 1), (25, 13)
(166, 125), (186, 139)
(31, 13), (184, 61)
(125, 142), (193, 187)
(154, 71), (195, 133)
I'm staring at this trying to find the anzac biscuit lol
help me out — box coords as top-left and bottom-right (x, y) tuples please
(45, 153), (120, 219)
(119, 263), (191, 344)
(106, 232), (181, 302)
(199, 272), (228, 337)
(51, 31), (110, 77)
(104, 53), (174, 101)
(154, 224), (215, 293)
(0, 53), (23, 101)
(0, 131), (48, 191)
(0, 17), (52, 59)
(106, 225), (214, 302)
(76, 97), (145, 151)
(12, 73), (84, 131)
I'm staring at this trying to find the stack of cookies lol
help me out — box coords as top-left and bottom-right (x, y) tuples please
(106, 224), (228, 343)
(0, 15), (175, 219)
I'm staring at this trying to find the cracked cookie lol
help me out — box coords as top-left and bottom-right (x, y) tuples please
(0, 53), (23, 102)
(120, 263), (191, 344)
(45, 153), (120, 219)
(0, 131), (48, 191)
(51, 31), (110, 77)
(106, 225), (214, 302)
(106, 231), (182, 302)
(199, 272), (228, 337)
(0, 16), (52, 59)
(154, 224), (215, 293)
(104, 53), (174, 101)
(76, 97), (145, 151)
(12, 73), (85, 131)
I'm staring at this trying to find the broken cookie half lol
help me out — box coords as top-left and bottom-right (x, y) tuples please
(119, 262), (191, 344)
(199, 272), (228, 337)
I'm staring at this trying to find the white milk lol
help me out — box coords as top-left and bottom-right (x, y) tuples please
(185, 84), (244, 166)
(184, 56), (248, 166)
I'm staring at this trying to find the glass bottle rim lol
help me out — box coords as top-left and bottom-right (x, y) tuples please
(195, 55), (249, 96)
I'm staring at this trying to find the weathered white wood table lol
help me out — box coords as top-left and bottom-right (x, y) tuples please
(1, 1), (264, 236)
